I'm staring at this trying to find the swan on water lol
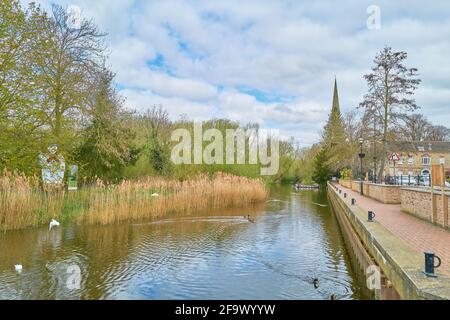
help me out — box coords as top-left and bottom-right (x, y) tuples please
(49, 219), (60, 231)
(15, 265), (23, 272)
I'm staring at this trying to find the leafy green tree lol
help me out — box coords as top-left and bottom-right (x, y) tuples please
(312, 147), (332, 187)
(76, 70), (137, 181)
(143, 106), (172, 175)
(0, 1), (48, 174)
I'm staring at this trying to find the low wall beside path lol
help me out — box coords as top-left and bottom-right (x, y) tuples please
(401, 188), (450, 229)
(339, 180), (402, 204)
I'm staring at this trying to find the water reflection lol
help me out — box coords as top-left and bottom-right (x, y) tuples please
(0, 186), (372, 300)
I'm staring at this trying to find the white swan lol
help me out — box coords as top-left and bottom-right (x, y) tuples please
(151, 193), (160, 197)
(15, 265), (23, 272)
(49, 219), (60, 231)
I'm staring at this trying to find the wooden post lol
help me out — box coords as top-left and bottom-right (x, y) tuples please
(365, 172), (369, 195)
(440, 165), (448, 228)
(431, 165), (439, 224)
(431, 164), (447, 225)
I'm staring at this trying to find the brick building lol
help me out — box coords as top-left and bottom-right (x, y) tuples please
(384, 141), (450, 177)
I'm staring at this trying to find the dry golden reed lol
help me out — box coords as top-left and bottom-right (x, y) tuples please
(0, 171), (268, 231)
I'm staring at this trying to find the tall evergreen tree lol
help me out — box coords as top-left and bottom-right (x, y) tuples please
(312, 146), (332, 186)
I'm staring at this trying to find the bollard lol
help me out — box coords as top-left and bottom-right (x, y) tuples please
(339, 189), (342, 194)
(351, 198), (356, 205)
(424, 252), (442, 278)
(344, 193), (347, 198)
(368, 211), (376, 222)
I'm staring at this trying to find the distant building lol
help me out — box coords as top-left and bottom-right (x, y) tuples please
(385, 141), (450, 177)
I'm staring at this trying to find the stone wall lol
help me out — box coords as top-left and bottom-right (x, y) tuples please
(401, 188), (449, 228)
(365, 184), (402, 204)
(351, 181), (360, 192)
(340, 180), (352, 189)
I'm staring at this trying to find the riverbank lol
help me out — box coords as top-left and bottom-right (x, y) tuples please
(328, 182), (450, 300)
(0, 172), (268, 232)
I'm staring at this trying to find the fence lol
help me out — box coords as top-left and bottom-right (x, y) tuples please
(380, 175), (433, 187)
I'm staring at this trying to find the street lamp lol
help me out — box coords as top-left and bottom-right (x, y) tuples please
(359, 138), (365, 195)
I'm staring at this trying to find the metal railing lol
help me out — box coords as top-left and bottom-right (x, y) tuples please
(381, 175), (432, 187)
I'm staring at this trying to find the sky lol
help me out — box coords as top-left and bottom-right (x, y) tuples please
(24, 0), (450, 146)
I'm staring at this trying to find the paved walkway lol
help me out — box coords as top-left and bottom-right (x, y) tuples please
(336, 184), (450, 276)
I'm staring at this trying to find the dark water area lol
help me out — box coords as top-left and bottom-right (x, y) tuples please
(0, 186), (373, 300)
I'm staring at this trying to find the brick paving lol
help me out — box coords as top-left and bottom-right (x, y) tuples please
(336, 184), (450, 276)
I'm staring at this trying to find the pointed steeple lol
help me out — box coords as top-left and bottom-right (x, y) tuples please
(331, 76), (341, 116)
(322, 76), (346, 172)
(322, 77), (345, 147)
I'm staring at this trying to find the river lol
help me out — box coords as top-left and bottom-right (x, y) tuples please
(0, 186), (372, 300)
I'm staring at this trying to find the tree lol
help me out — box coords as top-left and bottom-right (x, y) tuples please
(272, 138), (300, 184)
(312, 147), (332, 187)
(360, 47), (421, 180)
(31, 4), (107, 153)
(427, 125), (450, 142)
(76, 69), (137, 181)
(143, 106), (172, 175)
(0, 1), (48, 174)
(398, 113), (431, 141)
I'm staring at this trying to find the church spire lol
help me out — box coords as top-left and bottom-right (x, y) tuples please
(322, 77), (345, 148)
(332, 77), (340, 115)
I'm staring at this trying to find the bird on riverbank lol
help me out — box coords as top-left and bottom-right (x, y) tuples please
(49, 219), (60, 231)
(151, 193), (160, 197)
(15, 265), (22, 273)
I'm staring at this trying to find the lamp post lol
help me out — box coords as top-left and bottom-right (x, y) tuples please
(359, 138), (365, 195)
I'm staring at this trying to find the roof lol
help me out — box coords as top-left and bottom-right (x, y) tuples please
(387, 141), (450, 153)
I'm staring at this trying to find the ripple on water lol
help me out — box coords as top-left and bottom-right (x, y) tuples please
(0, 188), (369, 300)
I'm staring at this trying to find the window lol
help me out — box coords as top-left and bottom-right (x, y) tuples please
(408, 157), (414, 165)
(422, 155), (431, 166)
(440, 157), (445, 165)
(398, 156), (404, 165)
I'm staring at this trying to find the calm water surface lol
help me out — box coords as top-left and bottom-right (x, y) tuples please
(0, 186), (372, 300)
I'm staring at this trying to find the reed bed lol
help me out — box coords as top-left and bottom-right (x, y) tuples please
(0, 171), (268, 231)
